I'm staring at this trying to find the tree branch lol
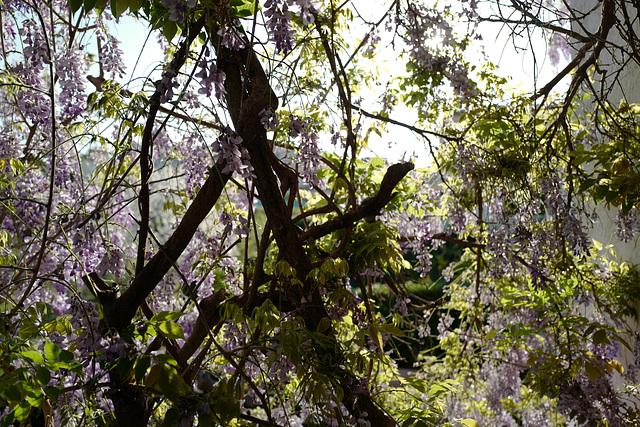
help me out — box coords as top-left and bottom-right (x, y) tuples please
(299, 162), (414, 242)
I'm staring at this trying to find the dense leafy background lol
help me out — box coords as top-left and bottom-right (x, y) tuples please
(1, 0), (640, 426)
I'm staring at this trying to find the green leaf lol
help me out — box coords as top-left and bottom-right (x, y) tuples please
(9, 159), (23, 175)
(584, 360), (601, 383)
(145, 364), (162, 387)
(229, 0), (255, 18)
(84, 0), (98, 13)
(44, 341), (61, 361)
(368, 324), (384, 349)
(579, 178), (597, 193)
(370, 157), (385, 168)
(378, 323), (406, 337)
(111, 0), (131, 18)
(135, 355), (152, 383)
(404, 376), (427, 393)
(198, 411), (214, 427)
(5, 384), (22, 402)
(68, 0), (83, 13)
(158, 366), (181, 402)
(316, 317), (331, 333)
(160, 407), (180, 427)
(19, 350), (44, 364)
(26, 390), (44, 407)
(163, 19), (178, 43)
(59, 350), (74, 363)
(592, 329), (611, 347)
(43, 386), (60, 400)
(13, 401), (32, 422)
(156, 321), (185, 339)
(128, 0), (144, 13)
(607, 359), (624, 374)
(459, 419), (480, 427)
(594, 185), (609, 203)
(151, 311), (182, 322)
(36, 367), (51, 385)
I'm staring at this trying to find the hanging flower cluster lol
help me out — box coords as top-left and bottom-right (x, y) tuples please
(212, 126), (254, 179)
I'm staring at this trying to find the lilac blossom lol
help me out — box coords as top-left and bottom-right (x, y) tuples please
(259, 108), (279, 130)
(290, 116), (320, 186)
(161, 0), (196, 24)
(614, 209), (640, 243)
(217, 25), (245, 51)
(56, 47), (87, 120)
(96, 25), (126, 78)
(195, 58), (226, 100)
(212, 126), (254, 179)
(264, 0), (296, 54)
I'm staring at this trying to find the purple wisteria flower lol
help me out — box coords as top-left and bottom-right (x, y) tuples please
(217, 25), (245, 51)
(264, 0), (319, 54)
(96, 26), (126, 78)
(393, 297), (411, 315)
(259, 108), (279, 130)
(549, 32), (572, 66)
(96, 245), (126, 277)
(401, 4), (476, 102)
(265, 0), (296, 54)
(14, 20), (52, 124)
(290, 116), (320, 186)
(220, 211), (250, 240)
(212, 126), (254, 179)
(161, 0), (196, 24)
(436, 312), (454, 339)
(56, 47), (87, 120)
(296, 0), (319, 25)
(614, 209), (640, 243)
(159, 67), (180, 103)
(195, 58), (226, 100)
(182, 133), (210, 197)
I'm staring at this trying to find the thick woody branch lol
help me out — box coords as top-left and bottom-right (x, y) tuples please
(105, 166), (231, 332)
(178, 289), (227, 361)
(135, 16), (207, 275)
(299, 162), (414, 242)
(215, 29), (398, 427)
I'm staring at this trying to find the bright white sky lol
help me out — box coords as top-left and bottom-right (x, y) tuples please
(108, 1), (569, 167)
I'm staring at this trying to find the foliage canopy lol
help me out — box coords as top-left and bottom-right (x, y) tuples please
(1, 0), (640, 426)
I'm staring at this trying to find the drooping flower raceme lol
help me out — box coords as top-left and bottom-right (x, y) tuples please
(264, 0), (296, 54)
(217, 25), (246, 51)
(264, 0), (319, 54)
(161, 0), (196, 24)
(96, 23), (126, 78)
(195, 58), (226, 100)
(290, 116), (320, 186)
(56, 47), (87, 120)
(259, 108), (279, 130)
(212, 126), (254, 179)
